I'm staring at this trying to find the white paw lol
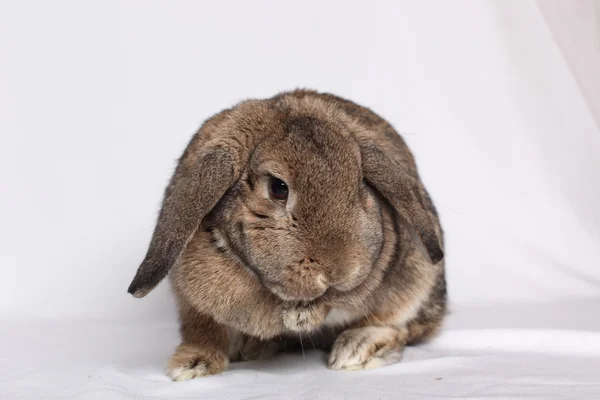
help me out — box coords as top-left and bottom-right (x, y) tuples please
(167, 344), (228, 381)
(328, 326), (404, 371)
(168, 364), (210, 381)
(282, 302), (322, 332)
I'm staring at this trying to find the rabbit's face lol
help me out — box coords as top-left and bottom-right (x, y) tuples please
(216, 114), (384, 302)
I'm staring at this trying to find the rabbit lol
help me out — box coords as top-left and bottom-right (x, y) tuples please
(127, 89), (446, 380)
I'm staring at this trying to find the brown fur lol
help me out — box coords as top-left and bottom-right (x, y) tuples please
(128, 89), (446, 378)
(167, 299), (230, 381)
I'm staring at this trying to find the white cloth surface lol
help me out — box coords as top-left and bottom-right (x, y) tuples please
(3, 300), (600, 400)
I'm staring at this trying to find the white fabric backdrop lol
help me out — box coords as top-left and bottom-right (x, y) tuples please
(1, 1), (599, 399)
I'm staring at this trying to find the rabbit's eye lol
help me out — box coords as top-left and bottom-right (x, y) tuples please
(269, 177), (288, 202)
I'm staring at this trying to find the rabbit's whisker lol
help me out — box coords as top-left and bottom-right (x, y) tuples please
(306, 330), (317, 350)
(298, 333), (305, 360)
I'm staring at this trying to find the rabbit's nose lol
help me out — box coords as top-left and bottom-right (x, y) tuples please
(267, 258), (329, 301)
(288, 258), (319, 278)
(290, 258), (327, 280)
(296, 257), (319, 271)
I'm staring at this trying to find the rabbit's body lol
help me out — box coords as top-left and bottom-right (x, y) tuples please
(129, 90), (446, 380)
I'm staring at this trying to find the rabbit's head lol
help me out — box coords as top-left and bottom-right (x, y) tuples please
(128, 92), (443, 300)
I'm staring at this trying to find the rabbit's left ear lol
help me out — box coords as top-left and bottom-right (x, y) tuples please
(127, 134), (248, 298)
(359, 141), (444, 264)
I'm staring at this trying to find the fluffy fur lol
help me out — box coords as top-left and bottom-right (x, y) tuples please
(128, 90), (447, 379)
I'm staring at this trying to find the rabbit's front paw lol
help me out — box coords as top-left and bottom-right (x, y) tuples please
(282, 302), (327, 332)
(328, 326), (405, 371)
(167, 343), (228, 381)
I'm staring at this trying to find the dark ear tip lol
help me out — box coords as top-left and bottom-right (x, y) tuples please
(418, 229), (444, 265)
(127, 258), (166, 298)
(425, 238), (444, 264)
(429, 248), (444, 264)
(127, 280), (150, 298)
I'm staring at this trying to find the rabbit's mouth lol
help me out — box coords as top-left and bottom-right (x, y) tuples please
(244, 257), (372, 303)
(262, 277), (328, 302)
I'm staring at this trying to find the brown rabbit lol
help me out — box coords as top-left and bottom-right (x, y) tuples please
(128, 90), (446, 380)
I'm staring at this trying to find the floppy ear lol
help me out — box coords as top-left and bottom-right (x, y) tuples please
(127, 136), (247, 298)
(359, 141), (444, 264)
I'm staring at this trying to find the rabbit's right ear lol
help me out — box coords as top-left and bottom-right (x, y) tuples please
(127, 130), (249, 298)
(359, 140), (444, 265)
